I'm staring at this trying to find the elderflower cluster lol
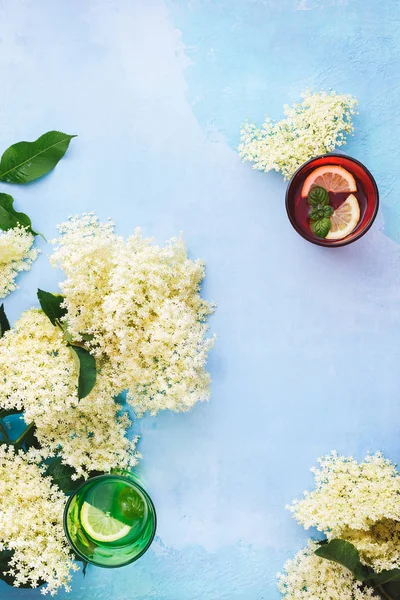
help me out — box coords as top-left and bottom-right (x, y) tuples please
(287, 452), (400, 575)
(278, 542), (376, 600)
(50, 214), (215, 416)
(288, 452), (400, 536)
(0, 227), (39, 298)
(238, 90), (358, 180)
(0, 445), (78, 595)
(0, 309), (139, 478)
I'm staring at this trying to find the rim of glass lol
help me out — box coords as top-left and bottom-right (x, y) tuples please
(63, 473), (157, 569)
(285, 153), (380, 248)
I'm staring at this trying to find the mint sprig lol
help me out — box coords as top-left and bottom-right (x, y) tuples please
(308, 185), (333, 239)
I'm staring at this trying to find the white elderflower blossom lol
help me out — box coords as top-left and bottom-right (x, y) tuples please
(238, 90), (358, 180)
(0, 309), (139, 477)
(0, 445), (78, 595)
(288, 452), (400, 536)
(341, 519), (400, 573)
(0, 227), (39, 298)
(50, 214), (215, 416)
(278, 542), (376, 600)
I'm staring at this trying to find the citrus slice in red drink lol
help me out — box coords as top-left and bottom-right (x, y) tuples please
(326, 194), (360, 240)
(302, 165), (357, 196)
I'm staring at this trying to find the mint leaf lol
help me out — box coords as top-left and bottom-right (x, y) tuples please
(69, 345), (97, 399)
(0, 131), (77, 184)
(309, 203), (333, 220)
(308, 185), (329, 207)
(37, 290), (67, 327)
(309, 207), (321, 220)
(0, 304), (10, 338)
(315, 539), (367, 581)
(310, 217), (331, 238)
(0, 193), (38, 235)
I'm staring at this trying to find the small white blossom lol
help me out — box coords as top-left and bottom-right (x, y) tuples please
(0, 445), (78, 595)
(278, 542), (377, 600)
(0, 227), (39, 299)
(342, 519), (400, 573)
(0, 309), (139, 478)
(286, 452), (400, 579)
(50, 214), (215, 416)
(288, 452), (400, 536)
(238, 90), (358, 180)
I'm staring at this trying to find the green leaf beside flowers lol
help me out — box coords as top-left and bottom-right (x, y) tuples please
(315, 539), (367, 581)
(0, 193), (39, 236)
(0, 131), (76, 184)
(37, 289), (67, 327)
(315, 539), (400, 599)
(45, 457), (83, 495)
(0, 304), (10, 338)
(68, 345), (97, 400)
(37, 290), (97, 399)
(14, 422), (40, 451)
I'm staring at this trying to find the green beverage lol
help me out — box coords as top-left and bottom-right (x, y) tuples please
(64, 474), (156, 568)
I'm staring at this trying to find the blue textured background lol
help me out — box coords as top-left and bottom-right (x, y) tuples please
(1, 1), (400, 598)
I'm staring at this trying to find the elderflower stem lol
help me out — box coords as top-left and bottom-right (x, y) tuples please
(377, 585), (394, 600)
(15, 422), (35, 446)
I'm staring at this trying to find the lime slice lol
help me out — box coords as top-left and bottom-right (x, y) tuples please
(326, 194), (360, 240)
(80, 502), (131, 543)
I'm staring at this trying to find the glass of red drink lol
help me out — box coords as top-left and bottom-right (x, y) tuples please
(285, 154), (379, 247)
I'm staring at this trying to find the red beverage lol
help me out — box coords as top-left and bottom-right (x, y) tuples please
(285, 154), (379, 247)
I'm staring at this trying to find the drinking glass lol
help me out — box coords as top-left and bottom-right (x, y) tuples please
(285, 153), (379, 247)
(64, 473), (156, 568)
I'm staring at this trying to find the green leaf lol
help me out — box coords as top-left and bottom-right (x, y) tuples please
(0, 193), (39, 236)
(315, 539), (367, 581)
(45, 457), (84, 495)
(379, 581), (400, 599)
(0, 423), (10, 444)
(0, 408), (24, 419)
(69, 345), (97, 399)
(37, 289), (67, 327)
(323, 205), (334, 217)
(14, 422), (40, 451)
(309, 207), (320, 220)
(0, 304), (10, 338)
(80, 333), (94, 342)
(310, 217), (331, 239)
(0, 131), (77, 184)
(308, 185), (329, 207)
(364, 569), (400, 586)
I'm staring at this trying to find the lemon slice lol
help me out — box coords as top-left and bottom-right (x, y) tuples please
(302, 165), (357, 196)
(326, 194), (360, 240)
(80, 502), (131, 542)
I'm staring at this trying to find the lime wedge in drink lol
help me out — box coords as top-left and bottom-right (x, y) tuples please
(80, 502), (131, 543)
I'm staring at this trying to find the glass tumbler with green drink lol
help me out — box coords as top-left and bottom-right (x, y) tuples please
(64, 473), (156, 568)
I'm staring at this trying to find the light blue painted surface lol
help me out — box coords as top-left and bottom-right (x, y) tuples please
(0, 1), (400, 598)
